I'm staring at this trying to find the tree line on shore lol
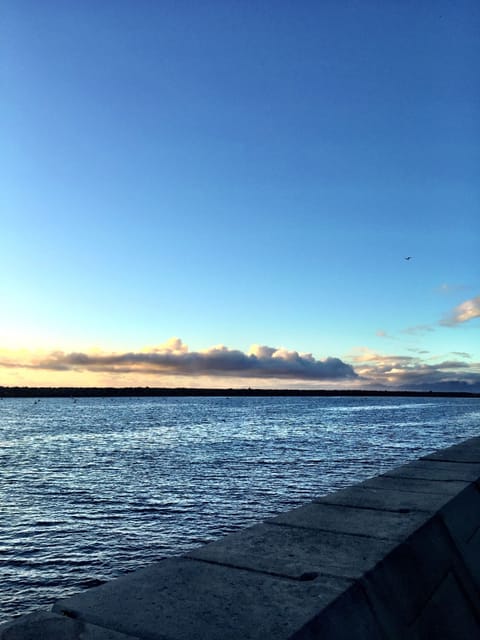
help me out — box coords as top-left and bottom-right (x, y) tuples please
(0, 386), (479, 398)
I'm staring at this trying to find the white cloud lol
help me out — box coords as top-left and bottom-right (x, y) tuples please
(150, 337), (189, 354)
(248, 345), (276, 359)
(441, 296), (480, 326)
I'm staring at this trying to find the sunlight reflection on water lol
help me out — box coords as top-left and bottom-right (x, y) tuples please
(1, 395), (479, 622)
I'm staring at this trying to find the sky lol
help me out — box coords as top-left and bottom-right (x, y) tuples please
(1, 0), (479, 391)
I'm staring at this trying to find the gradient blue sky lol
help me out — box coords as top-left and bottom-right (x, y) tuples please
(1, 1), (479, 389)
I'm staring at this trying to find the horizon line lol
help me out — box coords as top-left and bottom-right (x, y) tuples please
(1, 386), (479, 399)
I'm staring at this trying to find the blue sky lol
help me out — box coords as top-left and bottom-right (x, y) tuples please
(1, 1), (479, 390)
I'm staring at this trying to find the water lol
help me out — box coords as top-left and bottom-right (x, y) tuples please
(1, 395), (479, 622)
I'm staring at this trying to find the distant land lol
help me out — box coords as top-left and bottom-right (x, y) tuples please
(0, 387), (479, 398)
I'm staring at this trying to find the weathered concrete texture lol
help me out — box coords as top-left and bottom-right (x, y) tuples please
(267, 501), (428, 540)
(438, 482), (480, 596)
(440, 483), (480, 544)
(314, 483), (454, 513)
(5, 434), (480, 639)
(289, 581), (384, 640)
(384, 459), (480, 483)
(0, 611), (139, 639)
(360, 474), (470, 496)
(187, 521), (397, 580)
(360, 516), (480, 639)
(422, 437), (480, 463)
(53, 558), (353, 640)
(412, 572), (480, 640)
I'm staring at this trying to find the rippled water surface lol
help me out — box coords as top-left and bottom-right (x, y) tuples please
(1, 395), (479, 622)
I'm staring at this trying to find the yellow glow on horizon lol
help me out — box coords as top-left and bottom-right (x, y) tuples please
(1, 339), (477, 390)
(0, 365), (355, 389)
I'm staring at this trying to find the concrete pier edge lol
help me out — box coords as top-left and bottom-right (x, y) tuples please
(3, 436), (480, 639)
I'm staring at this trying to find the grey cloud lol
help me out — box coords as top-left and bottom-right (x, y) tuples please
(400, 379), (480, 393)
(394, 368), (480, 393)
(356, 352), (480, 393)
(31, 345), (358, 381)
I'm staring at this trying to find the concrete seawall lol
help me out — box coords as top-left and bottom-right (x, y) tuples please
(3, 436), (480, 639)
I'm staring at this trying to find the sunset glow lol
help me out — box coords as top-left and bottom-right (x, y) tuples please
(1, 1), (478, 392)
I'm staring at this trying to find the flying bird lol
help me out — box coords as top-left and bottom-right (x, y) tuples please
(404, 256), (413, 261)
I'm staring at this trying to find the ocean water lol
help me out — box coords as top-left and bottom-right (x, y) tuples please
(1, 395), (479, 623)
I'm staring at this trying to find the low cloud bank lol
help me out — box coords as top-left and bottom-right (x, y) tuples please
(2, 339), (479, 391)
(1, 339), (357, 381)
(350, 348), (480, 393)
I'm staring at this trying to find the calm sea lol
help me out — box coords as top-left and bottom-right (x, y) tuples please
(1, 395), (480, 622)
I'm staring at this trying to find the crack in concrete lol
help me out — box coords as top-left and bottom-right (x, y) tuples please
(313, 498), (431, 514)
(183, 554), (354, 584)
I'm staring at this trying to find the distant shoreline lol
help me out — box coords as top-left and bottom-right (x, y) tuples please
(0, 387), (479, 398)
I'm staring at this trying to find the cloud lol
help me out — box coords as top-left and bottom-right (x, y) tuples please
(402, 324), (435, 336)
(248, 345), (277, 359)
(441, 296), (480, 327)
(142, 337), (189, 354)
(2, 341), (479, 392)
(0, 339), (357, 382)
(347, 348), (480, 393)
(348, 348), (415, 366)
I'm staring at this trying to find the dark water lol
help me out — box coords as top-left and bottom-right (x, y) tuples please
(1, 395), (479, 622)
